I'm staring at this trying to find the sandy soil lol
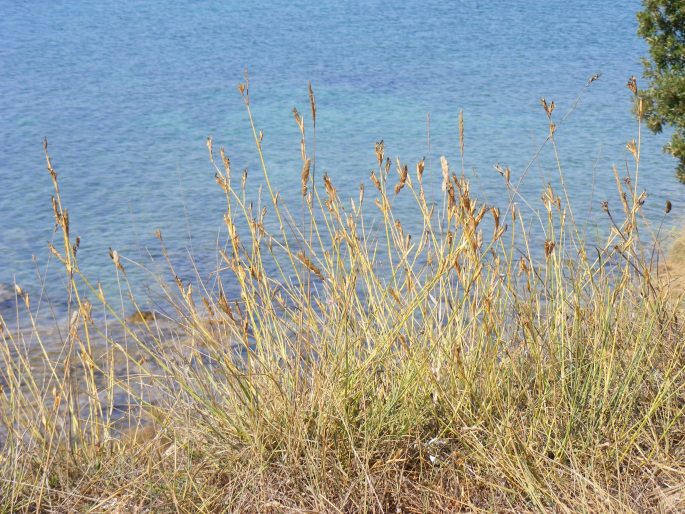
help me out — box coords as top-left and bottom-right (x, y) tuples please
(663, 230), (685, 299)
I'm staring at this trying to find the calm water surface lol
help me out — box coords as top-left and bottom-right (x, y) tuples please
(1, 1), (684, 323)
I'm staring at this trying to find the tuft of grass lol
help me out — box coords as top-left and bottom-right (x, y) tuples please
(2, 80), (685, 513)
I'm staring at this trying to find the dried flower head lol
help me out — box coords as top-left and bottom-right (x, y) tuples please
(375, 140), (385, 166)
(440, 156), (450, 192)
(301, 159), (311, 197)
(540, 98), (555, 118)
(544, 240), (555, 258)
(109, 248), (125, 272)
(394, 164), (408, 194)
(627, 76), (637, 95)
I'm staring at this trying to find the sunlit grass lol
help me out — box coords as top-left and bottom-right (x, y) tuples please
(1, 80), (685, 513)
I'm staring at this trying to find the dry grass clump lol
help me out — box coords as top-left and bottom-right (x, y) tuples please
(2, 80), (685, 513)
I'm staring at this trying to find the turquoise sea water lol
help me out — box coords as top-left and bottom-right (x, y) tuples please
(1, 1), (684, 322)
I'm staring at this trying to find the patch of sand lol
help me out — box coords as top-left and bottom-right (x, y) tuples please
(663, 232), (685, 299)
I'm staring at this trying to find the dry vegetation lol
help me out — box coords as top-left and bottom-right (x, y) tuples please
(2, 80), (685, 513)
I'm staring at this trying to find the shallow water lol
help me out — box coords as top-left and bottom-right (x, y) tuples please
(1, 1), (684, 326)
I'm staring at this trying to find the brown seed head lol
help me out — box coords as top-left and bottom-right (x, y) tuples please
(491, 207), (500, 230)
(308, 81), (316, 127)
(544, 240), (555, 258)
(292, 108), (304, 133)
(637, 191), (647, 206)
(626, 139), (638, 160)
(540, 98), (555, 118)
(440, 156), (450, 192)
(297, 251), (325, 281)
(627, 76), (637, 95)
(417, 158), (425, 183)
(323, 173), (334, 195)
(375, 140), (385, 166)
(301, 159), (311, 197)
(370, 170), (381, 191)
(549, 121), (557, 136)
(394, 163), (408, 194)
(519, 257), (530, 274)
(206, 136), (213, 160)
(109, 248), (125, 272)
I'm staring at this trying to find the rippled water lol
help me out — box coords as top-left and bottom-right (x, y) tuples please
(1, 1), (684, 323)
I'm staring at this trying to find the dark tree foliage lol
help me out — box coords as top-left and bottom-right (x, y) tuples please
(637, 0), (685, 181)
